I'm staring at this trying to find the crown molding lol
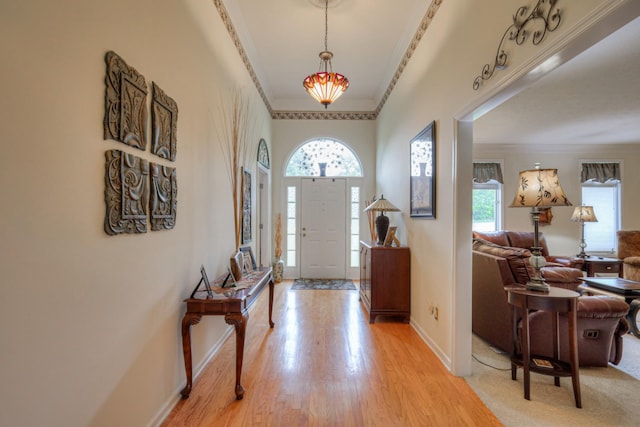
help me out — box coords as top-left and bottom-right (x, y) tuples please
(213, 0), (273, 115)
(215, 0), (443, 120)
(271, 110), (376, 120)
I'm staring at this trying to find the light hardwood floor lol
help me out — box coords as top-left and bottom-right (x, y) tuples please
(162, 280), (501, 426)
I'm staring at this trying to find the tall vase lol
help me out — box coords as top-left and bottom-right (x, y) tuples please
(273, 258), (284, 283)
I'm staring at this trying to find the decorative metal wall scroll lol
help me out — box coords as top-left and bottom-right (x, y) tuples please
(257, 138), (270, 169)
(104, 149), (149, 235)
(473, 0), (562, 90)
(242, 168), (252, 244)
(150, 163), (177, 231)
(104, 51), (148, 149)
(151, 82), (178, 161)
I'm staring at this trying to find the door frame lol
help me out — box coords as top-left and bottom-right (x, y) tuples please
(256, 164), (270, 268)
(281, 176), (364, 280)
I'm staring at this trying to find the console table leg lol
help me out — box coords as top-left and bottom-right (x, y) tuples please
(268, 278), (275, 328)
(522, 308), (531, 401)
(552, 313), (560, 387)
(180, 313), (202, 399)
(568, 301), (582, 408)
(225, 312), (247, 400)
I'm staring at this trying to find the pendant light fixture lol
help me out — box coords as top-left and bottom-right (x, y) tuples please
(302, 0), (349, 108)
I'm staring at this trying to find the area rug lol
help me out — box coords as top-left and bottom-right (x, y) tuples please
(465, 334), (639, 426)
(291, 279), (356, 290)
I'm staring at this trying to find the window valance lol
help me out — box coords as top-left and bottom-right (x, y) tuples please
(473, 162), (503, 184)
(580, 162), (620, 183)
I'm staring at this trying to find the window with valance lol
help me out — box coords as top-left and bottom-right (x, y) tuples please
(472, 162), (503, 232)
(580, 162), (621, 183)
(580, 161), (621, 253)
(473, 162), (503, 183)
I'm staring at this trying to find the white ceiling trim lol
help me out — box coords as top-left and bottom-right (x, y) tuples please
(215, 0), (443, 120)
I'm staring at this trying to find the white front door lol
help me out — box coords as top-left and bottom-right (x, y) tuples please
(300, 178), (346, 278)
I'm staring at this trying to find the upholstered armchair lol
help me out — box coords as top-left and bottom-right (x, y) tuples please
(617, 230), (640, 281)
(473, 230), (585, 270)
(472, 238), (629, 366)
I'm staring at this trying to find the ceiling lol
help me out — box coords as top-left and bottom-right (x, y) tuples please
(474, 15), (640, 146)
(222, 1), (640, 145)
(224, 0), (435, 112)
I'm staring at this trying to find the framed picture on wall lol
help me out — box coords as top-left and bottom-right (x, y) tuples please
(410, 121), (436, 218)
(242, 168), (252, 244)
(537, 207), (553, 226)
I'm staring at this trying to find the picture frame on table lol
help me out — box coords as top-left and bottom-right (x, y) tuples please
(383, 226), (397, 247)
(239, 246), (257, 270)
(200, 265), (213, 297)
(410, 121), (436, 218)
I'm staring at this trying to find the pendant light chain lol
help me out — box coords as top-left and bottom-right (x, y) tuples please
(324, 0), (328, 52)
(302, 0), (349, 108)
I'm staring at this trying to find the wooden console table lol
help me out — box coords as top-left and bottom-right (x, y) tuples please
(359, 241), (410, 323)
(180, 267), (274, 400)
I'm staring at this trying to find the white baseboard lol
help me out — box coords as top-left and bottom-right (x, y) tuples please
(148, 325), (235, 427)
(410, 318), (452, 371)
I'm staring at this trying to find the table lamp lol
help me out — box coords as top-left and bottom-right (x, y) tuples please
(364, 195), (400, 245)
(570, 205), (598, 258)
(509, 164), (572, 292)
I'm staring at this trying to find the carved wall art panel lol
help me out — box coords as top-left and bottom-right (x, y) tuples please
(150, 163), (177, 231)
(104, 51), (148, 150)
(151, 82), (178, 161)
(104, 149), (149, 235)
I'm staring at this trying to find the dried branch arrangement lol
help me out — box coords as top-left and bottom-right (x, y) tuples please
(274, 213), (282, 260)
(216, 89), (256, 251)
(365, 197), (377, 241)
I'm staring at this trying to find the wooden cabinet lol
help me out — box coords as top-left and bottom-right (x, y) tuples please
(581, 257), (622, 277)
(359, 240), (411, 323)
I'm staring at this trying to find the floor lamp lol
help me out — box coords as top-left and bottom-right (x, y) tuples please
(509, 164), (572, 292)
(364, 195), (400, 245)
(570, 205), (598, 258)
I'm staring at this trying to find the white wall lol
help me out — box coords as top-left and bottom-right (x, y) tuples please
(271, 119), (377, 277)
(474, 144), (640, 255)
(2, 0), (638, 425)
(374, 0), (629, 372)
(0, 1), (271, 426)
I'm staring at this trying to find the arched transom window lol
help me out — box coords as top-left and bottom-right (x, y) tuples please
(285, 139), (363, 177)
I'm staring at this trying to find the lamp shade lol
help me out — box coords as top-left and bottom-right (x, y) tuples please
(302, 0), (349, 108)
(509, 167), (572, 208)
(303, 70), (349, 107)
(570, 206), (598, 223)
(364, 195), (400, 245)
(364, 195), (400, 212)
